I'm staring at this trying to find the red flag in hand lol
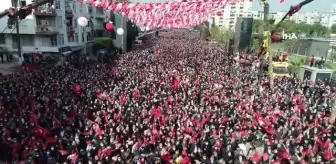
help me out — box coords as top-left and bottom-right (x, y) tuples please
(73, 84), (81, 93)
(34, 125), (48, 138)
(119, 92), (127, 105)
(323, 149), (333, 160)
(171, 76), (179, 90)
(154, 50), (159, 57)
(132, 88), (140, 99)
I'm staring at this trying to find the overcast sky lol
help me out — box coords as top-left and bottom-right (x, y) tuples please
(252, 0), (335, 12)
(0, 0), (333, 15)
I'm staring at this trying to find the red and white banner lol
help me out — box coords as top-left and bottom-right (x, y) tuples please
(77, 0), (246, 28)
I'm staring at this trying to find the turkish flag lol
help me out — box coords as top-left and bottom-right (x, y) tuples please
(323, 149), (332, 160)
(171, 76), (179, 90)
(96, 92), (102, 99)
(73, 84), (81, 93)
(34, 125), (48, 138)
(119, 92), (127, 105)
(132, 88), (140, 99)
(154, 50), (159, 57)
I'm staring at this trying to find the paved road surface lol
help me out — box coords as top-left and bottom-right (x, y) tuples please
(0, 62), (20, 75)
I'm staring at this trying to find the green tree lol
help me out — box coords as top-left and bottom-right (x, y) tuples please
(268, 20), (330, 37)
(330, 46), (336, 62)
(251, 39), (260, 52)
(209, 26), (233, 43)
(126, 21), (139, 50)
(288, 56), (307, 77)
(93, 38), (114, 55)
(331, 24), (336, 33)
(200, 24), (210, 40)
(252, 19), (264, 33)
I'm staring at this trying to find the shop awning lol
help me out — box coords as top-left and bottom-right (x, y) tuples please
(59, 46), (72, 55)
(71, 46), (84, 52)
(62, 51), (72, 55)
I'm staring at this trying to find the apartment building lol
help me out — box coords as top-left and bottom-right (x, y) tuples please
(0, 0), (112, 57)
(251, 10), (264, 20)
(212, 0), (252, 29)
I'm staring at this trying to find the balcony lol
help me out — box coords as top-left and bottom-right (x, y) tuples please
(65, 10), (74, 17)
(36, 26), (59, 35)
(34, 6), (56, 16)
(95, 8), (105, 19)
(65, 5), (74, 17)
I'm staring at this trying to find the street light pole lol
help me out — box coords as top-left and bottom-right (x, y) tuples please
(11, 0), (22, 60)
(16, 13), (22, 59)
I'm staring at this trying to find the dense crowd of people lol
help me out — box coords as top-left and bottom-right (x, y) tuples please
(0, 30), (335, 164)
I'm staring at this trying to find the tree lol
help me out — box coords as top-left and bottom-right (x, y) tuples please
(331, 24), (336, 33)
(200, 23), (210, 40)
(251, 39), (260, 52)
(126, 20), (139, 50)
(288, 56), (307, 77)
(93, 38), (115, 55)
(209, 26), (233, 43)
(252, 19), (264, 33)
(254, 19), (331, 37)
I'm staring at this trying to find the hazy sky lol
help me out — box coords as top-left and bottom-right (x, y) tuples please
(0, 0), (333, 13)
(252, 0), (336, 12)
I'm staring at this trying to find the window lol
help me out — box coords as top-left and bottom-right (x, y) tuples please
(20, 0), (26, 6)
(68, 35), (74, 42)
(79, 3), (83, 13)
(273, 67), (289, 74)
(12, 35), (34, 46)
(0, 34), (5, 44)
(88, 7), (93, 14)
(55, 0), (61, 9)
(315, 73), (331, 83)
(72, 3), (76, 12)
(75, 33), (78, 42)
(82, 32), (85, 42)
(73, 17), (77, 28)
(87, 32), (92, 41)
(57, 16), (63, 28)
(51, 36), (57, 46)
(58, 34), (64, 45)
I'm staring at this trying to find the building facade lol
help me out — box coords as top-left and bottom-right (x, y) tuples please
(293, 39), (330, 60)
(251, 10), (264, 20)
(266, 4), (336, 28)
(212, 0), (252, 29)
(0, 0), (113, 57)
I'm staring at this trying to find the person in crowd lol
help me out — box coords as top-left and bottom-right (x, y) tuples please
(309, 55), (315, 67)
(0, 30), (335, 164)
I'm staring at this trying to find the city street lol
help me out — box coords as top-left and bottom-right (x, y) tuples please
(0, 62), (20, 75)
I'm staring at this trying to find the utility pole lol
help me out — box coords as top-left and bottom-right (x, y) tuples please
(10, 0), (22, 61)
(263, 2), (272, 76)
(4, 0), (54, 62)
(15, 1), (22, 59)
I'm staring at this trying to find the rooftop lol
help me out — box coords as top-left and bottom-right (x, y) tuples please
(301, 65), (334, 72)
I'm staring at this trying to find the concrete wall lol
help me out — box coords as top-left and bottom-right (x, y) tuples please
(293, 39), (330, 59)
(311, 41), (330, 59)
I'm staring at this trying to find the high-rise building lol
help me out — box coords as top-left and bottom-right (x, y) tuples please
(270, 11), (286, 24)
(0, 0), (112, 57)
(212, 0), (252, 29)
